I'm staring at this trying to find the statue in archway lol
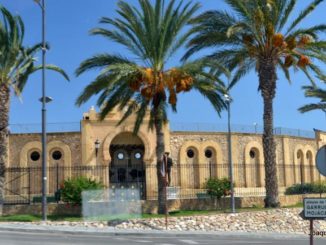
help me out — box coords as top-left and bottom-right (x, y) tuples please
(163, 152), (174, 186)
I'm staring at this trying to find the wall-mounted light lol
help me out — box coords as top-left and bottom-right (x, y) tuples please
(95, 139), (100, 157)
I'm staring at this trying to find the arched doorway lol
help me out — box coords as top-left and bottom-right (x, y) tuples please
(109, 132), (146, 199)
(249, 147), (262, 187)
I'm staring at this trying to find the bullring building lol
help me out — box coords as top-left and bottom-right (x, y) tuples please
(6, 106), (326, 204)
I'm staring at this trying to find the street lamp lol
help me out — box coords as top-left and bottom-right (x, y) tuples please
(34, 0), (47, 221)
(224, 93), (235, 213)
(254, 122), (258, 134)
(95, 139), (100, 158)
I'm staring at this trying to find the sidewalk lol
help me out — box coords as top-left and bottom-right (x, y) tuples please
(0, 222), (313, 240)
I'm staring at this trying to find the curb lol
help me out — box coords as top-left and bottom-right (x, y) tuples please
(0, 225), (316, 240)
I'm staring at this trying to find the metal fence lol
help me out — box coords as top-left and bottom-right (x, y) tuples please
(3, 163), (322, 205)
(170, 122), (315, 138)
(8, 122), (315, 138)
(9, 122), (81, 134)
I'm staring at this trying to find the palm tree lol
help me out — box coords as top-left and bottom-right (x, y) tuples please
(75, 0), (227, 214)
(185, 0), (326, 207)
(299, 85), (326, 114)
(0, 5), (69, 211)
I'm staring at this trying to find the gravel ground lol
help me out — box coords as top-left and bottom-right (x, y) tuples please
(1, 208), (325, 235)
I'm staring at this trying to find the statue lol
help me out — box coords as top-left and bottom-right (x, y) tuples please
(163, 152), (173, 186)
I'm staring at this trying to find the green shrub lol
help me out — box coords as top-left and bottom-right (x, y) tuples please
(313, 181), (326, 193)
(285, 182), (326, 195)
(60, 177), (104, 205)
(205, 178), (231, 199)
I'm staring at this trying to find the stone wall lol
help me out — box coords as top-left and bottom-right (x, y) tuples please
(3, 203), (81, 216)
(9, 128), (317, 170)
(169, 131), (318, 188)
(170, 132), (229, 163)
(170, 132), (316, 165)
(8, 132), (81, 167)
(7, 127), (319, 192)
(3, 194), (320, 215)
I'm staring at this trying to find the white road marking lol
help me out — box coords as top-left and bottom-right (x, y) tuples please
(214, 241), (273, 244)
(179, 239), (198, 244)
(157, 244), (176, 245)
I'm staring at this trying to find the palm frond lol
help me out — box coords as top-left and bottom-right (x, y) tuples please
(76, 54), (133, 76)
(224, 0), (252, 22)
(302, 85), (326, 100)
(192, 78), (227, 116)
(0, 5), (68, 96)
(229, 60), (256, 89)
(132, 98), (150, 134)
(290, 24), (326, 38)
(298, 103), (326, 113)
(32, 64), (70, 81)
(277, 0), (296, 31)
(277, 58), (292, 83)
(286, 0), (324, 35)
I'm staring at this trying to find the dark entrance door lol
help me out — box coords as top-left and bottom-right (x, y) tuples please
(109, 144), (146, 199)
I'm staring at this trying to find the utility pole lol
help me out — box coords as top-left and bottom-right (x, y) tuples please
(224, 93), (235, 213)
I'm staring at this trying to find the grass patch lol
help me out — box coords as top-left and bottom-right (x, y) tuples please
(0, 205), (303, 222)
(0, 214), (40, 222)
(142, 207), (271, 219)
(283, 202), (303, 208)
(0, 214), (82, 222)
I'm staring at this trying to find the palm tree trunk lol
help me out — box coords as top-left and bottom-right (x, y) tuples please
(258, 58), (280, 208)
(0, 83), (10, 215)
(154, 109), (166, 214)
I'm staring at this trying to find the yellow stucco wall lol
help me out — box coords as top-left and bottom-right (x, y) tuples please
(8, 108), (325, 198)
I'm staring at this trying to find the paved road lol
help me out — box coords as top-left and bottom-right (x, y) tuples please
(0, 230), (325, 245)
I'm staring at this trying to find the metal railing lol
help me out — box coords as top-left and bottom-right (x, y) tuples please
(9, 122), (81, 134)
(4, 163), (322, 204)
(8, 122), (315, 138)
(170, 122), (315, 139)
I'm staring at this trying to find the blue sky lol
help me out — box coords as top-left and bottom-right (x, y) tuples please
(2, 0), (326, 132)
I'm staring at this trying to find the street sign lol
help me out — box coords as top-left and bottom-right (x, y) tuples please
(301, 198), (326, 245)
(167, 187), (180, 200)
(303, 198), (326, 219)
(316, 145), (326, 176)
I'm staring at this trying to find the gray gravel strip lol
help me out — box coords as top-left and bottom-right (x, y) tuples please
(0, 222), (312, 239)
(0, 208), (325, 240)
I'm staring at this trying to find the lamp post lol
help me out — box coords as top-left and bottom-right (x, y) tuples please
(95, 139), (100, 158)
(224, 93), (235, 213)
(34, 0), (47, 221)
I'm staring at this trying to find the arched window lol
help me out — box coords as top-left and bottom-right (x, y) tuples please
(187, 149), (195, 158)
(204, 147), (216, 179)
(296, 150), (304, 184)
(52, 150), (63, 160)
(30, 151), (40, 162)
(306, 151), (313, 182)
(249, 147), (261, 187)
(49, 148), (65, 166)
(186, 147), (199, 188)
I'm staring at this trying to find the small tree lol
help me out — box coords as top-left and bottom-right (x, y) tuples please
(60, 177), (104, 206)
(205, 178), (231, 200)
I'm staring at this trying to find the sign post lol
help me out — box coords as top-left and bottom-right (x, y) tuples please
(300, 144), (326, 244)
(162, 153), (168, 230)
(316, 145), (326, 177)
(310, 219), (314, 245)
(301, 198), (326, 245)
